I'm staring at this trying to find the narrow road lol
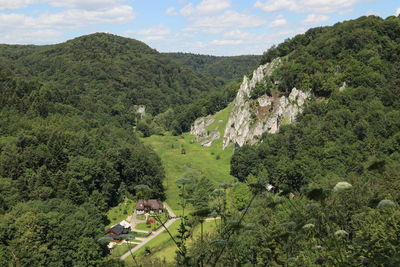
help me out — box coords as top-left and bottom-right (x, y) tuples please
(120, 202), (178, 260)
(120, 202), (217, 261)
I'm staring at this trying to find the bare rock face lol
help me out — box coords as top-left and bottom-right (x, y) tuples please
(222, 59), (310, 149)
(135, 105), (146, 118)
(339, 81), (348, 92)
(190, 115), (220, 147)
(190, 115), (214, 136)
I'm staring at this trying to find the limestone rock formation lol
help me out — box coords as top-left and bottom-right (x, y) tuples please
(222, 58), (310, 149)
(135, 105), (146, 118)
(190, 115), (220, 147)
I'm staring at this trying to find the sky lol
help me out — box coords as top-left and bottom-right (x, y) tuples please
(0, 0), (399, 56)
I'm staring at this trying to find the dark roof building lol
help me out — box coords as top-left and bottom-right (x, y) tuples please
(107, 224), (125, 236)
(106, 223), (130, 241)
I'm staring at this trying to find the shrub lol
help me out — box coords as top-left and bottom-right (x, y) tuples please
(333, 182), (352, 192)
(377, 199), (396, 209)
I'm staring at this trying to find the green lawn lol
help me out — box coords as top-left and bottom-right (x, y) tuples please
(149, 220), (218, 263)
(106, 200), (135, 228)
(110, 243), (137, 258)
(135, 214), (146, 220)
(135, 222), (161, 231)
(132, 231), (150, 238)
(142, 104), (235, 215)
(125, 220), (181, 265)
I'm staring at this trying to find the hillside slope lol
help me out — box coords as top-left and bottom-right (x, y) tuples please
(0, 33), (221, 115)
(165, 53), (261, 82)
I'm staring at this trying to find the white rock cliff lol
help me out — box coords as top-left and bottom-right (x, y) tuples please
(190, 115), (220, 147)
(222, 58), (310, 149)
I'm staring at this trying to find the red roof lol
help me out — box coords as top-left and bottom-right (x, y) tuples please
(136, 199), (163, 210)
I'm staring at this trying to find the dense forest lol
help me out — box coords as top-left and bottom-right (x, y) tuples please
(0, 33), (222, 116)
(182, 15), (400, 266)
(0, 34), (172, 266)
(165, 53), (260, 82)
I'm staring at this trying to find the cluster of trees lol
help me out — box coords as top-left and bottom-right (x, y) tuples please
(262, 15), (400, 98)
(165, 53), (260, 82)
(186, 173), (400, 266)
(0, 200), (121, 266)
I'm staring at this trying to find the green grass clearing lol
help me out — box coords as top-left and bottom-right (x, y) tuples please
(135, 222), (161, 231)
(135, 214), (146, 220)
(132, 231), (150, 238)
(106, 199), (135, 228)
(142, 104), (235, 215)
(124, 220), (181, 265)
(149, 220), (219, 263)
(110, 243), (137, 258)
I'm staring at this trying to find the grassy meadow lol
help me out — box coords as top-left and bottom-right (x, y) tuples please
(142, 104), (235, 215)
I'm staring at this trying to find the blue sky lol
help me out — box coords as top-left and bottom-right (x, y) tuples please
(0, 0), (399, 55)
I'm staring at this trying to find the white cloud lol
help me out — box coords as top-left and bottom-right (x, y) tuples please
(0, 0), (34, 10)
(39, 6), (134, 29)
(211, 39), (244, 45)
(0, 5), (135, 43)
(166, 7), (178, 16)
(223, 29), (253, 39)
(301, 14), (329, 24)
(0, 0), (125, 10)
(126, 25), (170, 36)
(196, 0), (231, 14)
(124, 25), (172, 42)
(301, 0), (359, 13)
(277, 28), (306, 36)
(254, 0), (297, 12)
(192, 10), (266, 31)
(178, 0), (230, 16)
(0, 13), (35, 29)
(180, 4), (194, 16)
(269, 15), (288, 28)
(254, 0), (362, 14)
(47, 0), (124, 9)
(396, 8), (400, 16)
(1, 29), (63, 44)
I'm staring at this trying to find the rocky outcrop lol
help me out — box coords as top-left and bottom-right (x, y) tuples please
(190, 115), (220, 147)
(135, 105), (146, 118)
(338, 82), (347, 92)
(222, 58), (310, 149)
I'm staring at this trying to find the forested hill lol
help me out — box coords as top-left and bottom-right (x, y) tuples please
(165, 53), (261, 82)
(0, 33), (209, 266)
(187, 15), (400, 266)
(0, 33), (221, 115)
